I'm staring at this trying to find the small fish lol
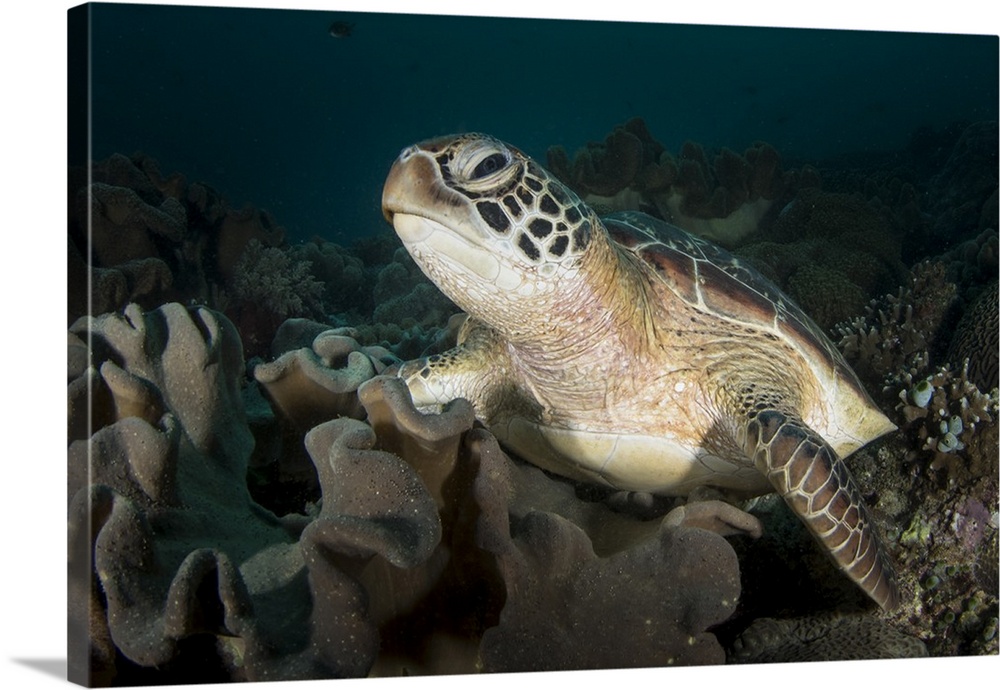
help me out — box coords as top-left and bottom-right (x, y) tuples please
(329, 20), (355, 38)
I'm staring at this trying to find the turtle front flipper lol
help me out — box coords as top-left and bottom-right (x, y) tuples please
(398, 318), (515, 418)
(743, 409), (900, 610)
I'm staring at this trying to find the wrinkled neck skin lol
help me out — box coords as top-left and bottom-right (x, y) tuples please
(489, 229), (654, 418)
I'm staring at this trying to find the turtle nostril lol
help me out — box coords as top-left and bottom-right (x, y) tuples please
(398, 144), (420, 161)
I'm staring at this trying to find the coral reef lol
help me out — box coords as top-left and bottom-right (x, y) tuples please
(69, 303), (420, 683)
(942, 227), (999, 300)
(287, 238), (370, 317)
(477, 487), (741, 669)
(893, 362), (998, 479)
(70, 303), (758, 684)
(737, 188), (909, 332)
(245, 322), (400, 513)
(713, 244), (997, 659)
(947, 281), (999, 391)
(546, 117), (811, 247)
(68, 119), (1000, 682)
(69, 153), (460, 361)
(813, 121), (997, 266)
(856, 423), (1000, 657)
(231, 240), (325, 319)
(728, 612), (926, 662)
(68, 153), (286, 331)
(785, 263), (869, 333)
(835, 261), (959, 389)
(227, 239), (327, 356)
(371, 247), (457, 328)
(829, 266), (999, 658)
(928, 121), (999, 242)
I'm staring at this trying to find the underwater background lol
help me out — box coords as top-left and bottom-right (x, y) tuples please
(84, 3), (997, 244)
(61, 0), (999, 687)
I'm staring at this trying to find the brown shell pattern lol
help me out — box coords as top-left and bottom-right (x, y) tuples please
(604, 211), (865, 399)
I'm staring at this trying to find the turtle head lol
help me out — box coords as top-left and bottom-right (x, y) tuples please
(382, 133), (599, 317)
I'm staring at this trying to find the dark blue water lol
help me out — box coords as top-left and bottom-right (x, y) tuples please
(86, 3), (998, 243)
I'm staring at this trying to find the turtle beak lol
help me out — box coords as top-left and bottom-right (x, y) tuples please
(383, 142), (470, 233)
(382, 144), (431, 224)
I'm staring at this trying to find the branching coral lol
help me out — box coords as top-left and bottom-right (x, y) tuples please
(231, 239), (325, 319)
(227, 239), (327, 357)
(835, 260), (996, 485)
(835, 261), (958, 389)
(893, 362), (998, 480)
(824, 261), (998, 658)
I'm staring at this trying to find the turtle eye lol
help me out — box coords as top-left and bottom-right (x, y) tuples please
(471, 152), (508, 179)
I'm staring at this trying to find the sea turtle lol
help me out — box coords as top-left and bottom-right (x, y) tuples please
(381, 133), (900, 610)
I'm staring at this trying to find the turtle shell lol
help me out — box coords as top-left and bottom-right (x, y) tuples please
(603, 210), (892, 451)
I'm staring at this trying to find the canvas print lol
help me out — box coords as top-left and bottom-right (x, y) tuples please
(67, 2), (999, 686)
